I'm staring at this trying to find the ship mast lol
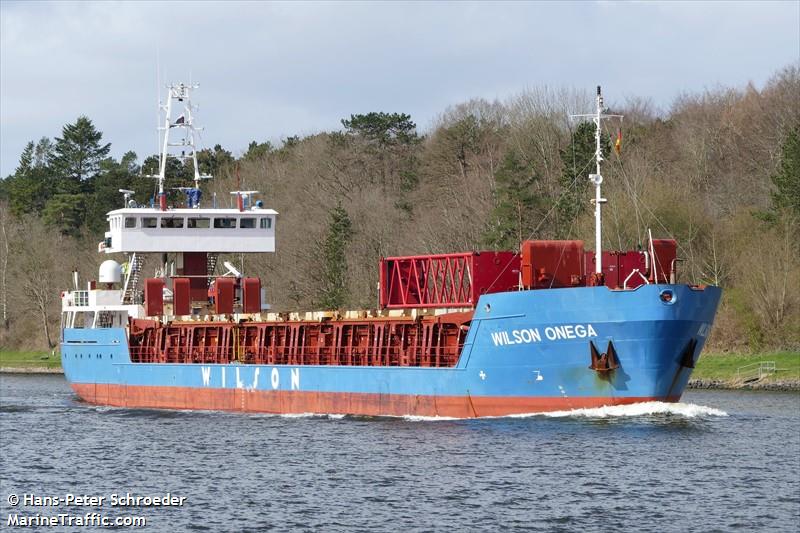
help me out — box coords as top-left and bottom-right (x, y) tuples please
(571, 86), (622, 275)
(144, 82), (212, 210)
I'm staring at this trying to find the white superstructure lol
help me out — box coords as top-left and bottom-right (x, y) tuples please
(102, 207), (277, 253)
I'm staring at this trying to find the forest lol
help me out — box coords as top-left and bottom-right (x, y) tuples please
(0, 64), (798, 352)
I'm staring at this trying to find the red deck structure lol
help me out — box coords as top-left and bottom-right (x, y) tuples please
(379, 251), (519, 309)
(129, 311), (473, 368)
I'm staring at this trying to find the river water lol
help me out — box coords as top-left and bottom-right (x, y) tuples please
(0, 374), (798, 532)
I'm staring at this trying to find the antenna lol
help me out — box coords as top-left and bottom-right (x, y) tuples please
(156, 49), (161, 168)
(570, 86), (623, 276)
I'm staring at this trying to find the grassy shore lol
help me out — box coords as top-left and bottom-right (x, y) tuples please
(0, 350), (62, 371)
(692, 351), (800, 385)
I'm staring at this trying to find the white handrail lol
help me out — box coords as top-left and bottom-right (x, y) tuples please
(623, 269), (649, 290)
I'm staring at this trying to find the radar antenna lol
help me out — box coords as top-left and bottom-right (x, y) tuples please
(118, 189), (136, 208)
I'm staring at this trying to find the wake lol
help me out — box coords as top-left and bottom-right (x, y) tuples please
(402, 402), (728, 421)
(527, 401), (728, 419)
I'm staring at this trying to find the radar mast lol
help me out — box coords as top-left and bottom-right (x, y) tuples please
(144, 83), (212, 210)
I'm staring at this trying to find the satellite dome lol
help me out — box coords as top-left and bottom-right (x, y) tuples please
(99, 260), (122, 284)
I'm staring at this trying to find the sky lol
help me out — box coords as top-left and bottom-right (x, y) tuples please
(1, 0), (798, 178)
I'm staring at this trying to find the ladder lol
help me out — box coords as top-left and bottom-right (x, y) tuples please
(123, 253), (146, 304)
(207, 253), (219, 286)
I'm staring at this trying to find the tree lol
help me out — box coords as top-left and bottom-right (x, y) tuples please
(556, 121), (609, 233)
(51, 116), (111, 193)
(140, 154), (190, 206)
(317, 205), (353, 309)
(770, 123), (800, 216)
(196, 144), (234, 177)
(5, 165), (56, 215)
(431, 115), (482, 180)
(341, 112), (419, 147)
(3, 138), (57, 214)
(242, 141), (273, 161)
(42, 194), (85, 237)
(483, 149), (545, 249)
(85, 152), (140, 233)
(12, 216), (69, 349)
(0, 204), (10, 330)
(340, 112), (421, 188)
(15, 141), (35, 177)
(33, 137), (55, 168)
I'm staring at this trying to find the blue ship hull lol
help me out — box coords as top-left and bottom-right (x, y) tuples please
(61, 284), (721, 417)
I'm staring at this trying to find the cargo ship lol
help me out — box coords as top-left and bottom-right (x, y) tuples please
(60, 84), (721, 417)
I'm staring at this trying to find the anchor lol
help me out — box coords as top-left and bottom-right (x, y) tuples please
(679, 338), (698, 369)
(589, 340), (620, 373)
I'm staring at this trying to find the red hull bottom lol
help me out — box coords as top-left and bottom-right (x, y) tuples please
(72, 383), (679, 418)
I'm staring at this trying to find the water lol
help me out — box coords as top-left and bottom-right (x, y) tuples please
(1, 375), (798, 532)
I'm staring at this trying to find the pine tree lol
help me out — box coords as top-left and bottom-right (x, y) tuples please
(556, 122), (610, 233)
(195, 144), (234, 177)
(5, 138), (57, 215)
(41, 194), (84, 237)
(85, 152), (140, 233)
(771, 123), (800, 217)
(341, 112), (419, 147)
(33, 137), (55, 168)
(51, 116), (111, 193)
(15, 142), (34, 177)
(484, 149), (544, 249)
(243, 141), (273, 161)
(341, 112), (420, 187)
(140, 154), (190, 207)
(318, 205), (353, 309)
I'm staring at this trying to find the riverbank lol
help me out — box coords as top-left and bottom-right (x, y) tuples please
(0, 351), (61, 374)
(687, 351), (800, 391)
(2, 350), (799, 390)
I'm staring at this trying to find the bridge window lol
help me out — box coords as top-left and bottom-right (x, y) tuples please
(187, 218), (210, 229)
(142, 217), (158, 228)
(161, 217), (184, 228)
(260, 217), (272, 229)
(213, 218), (236, 229)
(124, 217), (137, 228)
(240, 218), (256, 229)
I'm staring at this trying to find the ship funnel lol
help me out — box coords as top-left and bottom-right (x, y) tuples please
(99, 260), (122, 284)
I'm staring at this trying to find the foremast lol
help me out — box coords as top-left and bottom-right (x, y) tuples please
(571, 86), (623, 278)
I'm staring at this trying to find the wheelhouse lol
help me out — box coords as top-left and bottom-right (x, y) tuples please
(102, 208), (278, 253)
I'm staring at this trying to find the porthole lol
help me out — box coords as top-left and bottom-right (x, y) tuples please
(659, 289), (677, 305)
